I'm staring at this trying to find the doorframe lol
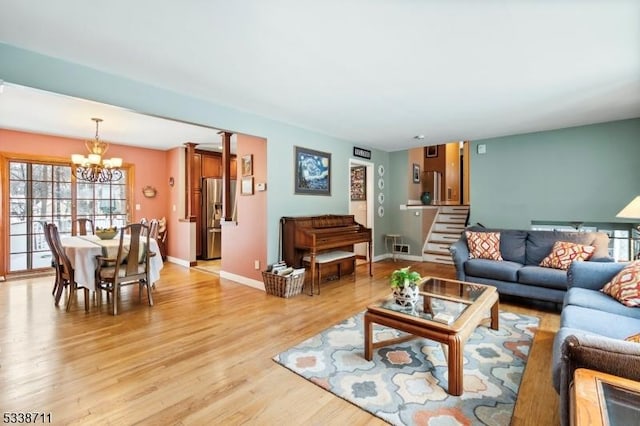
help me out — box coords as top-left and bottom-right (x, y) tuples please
(348, 158), (375, 260)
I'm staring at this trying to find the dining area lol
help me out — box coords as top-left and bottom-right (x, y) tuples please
(44, 218), (164, 315)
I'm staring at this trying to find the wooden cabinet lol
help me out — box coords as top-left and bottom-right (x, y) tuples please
(202, 155), (221, 178)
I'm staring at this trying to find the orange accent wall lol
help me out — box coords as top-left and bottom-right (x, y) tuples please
(221, 134), (267, 281)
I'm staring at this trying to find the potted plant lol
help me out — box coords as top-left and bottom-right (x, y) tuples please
(390, 266), (422, 307)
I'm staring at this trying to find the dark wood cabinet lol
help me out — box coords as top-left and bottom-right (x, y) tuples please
(202, 155), (221, 178)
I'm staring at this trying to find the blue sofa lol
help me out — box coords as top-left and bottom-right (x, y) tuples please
(449, 227), (611, 303)
(552, 261), (640, 426)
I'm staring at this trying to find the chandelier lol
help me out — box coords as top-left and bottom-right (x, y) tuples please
(71, 118), (123, 183)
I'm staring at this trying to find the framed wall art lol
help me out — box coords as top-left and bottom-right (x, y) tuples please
(294, 146), (331, 195)
(241, 176), (254, 195)
(426, 145), (438, 158)
(412, 163), (421, 183)
(350, 166), (366, 201)
(241, 154), (253, 177)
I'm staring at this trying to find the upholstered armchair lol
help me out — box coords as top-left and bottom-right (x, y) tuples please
(558, 334), (640, 426)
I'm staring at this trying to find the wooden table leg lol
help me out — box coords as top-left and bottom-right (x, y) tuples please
(364, 312), (373, 361)
(447, 335), (463, 396)
(491, 298), (500, 330)
(308, 251), (316, 296)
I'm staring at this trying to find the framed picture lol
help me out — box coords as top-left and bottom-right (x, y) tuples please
(294, 146), (331, 195)
(426, 145), (438, 158)
(350, 166), (366, 201)
(241, 154), (253, 176)
(241, 176), (254, 195)
(412, 163), (420, 183)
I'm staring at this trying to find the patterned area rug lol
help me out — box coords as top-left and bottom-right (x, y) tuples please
(274, 311), (539, 425)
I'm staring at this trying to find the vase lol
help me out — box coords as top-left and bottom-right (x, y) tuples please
(392, 284), (419, 308)
(420, 191), (431, 205)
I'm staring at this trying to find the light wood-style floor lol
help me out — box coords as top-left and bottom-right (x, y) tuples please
(0, 260), (560, 425)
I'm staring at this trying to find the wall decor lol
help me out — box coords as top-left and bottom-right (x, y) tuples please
(353, 146), (371, 160)
(294, 146), (331, 195)
(241, 154), (253, 177)
(350, 166), (366, 201)
(377, 178), (385, 190)
(142, 186), (157, 198)
(377, 164), (385, 177)
(412, 163), (421, 183)
(426, 145), (438, 158)
(378, 205), (385, 217)
(168, 176), (175, 187)
(378, 192), (385, 204)
(241, 176), (254, 195)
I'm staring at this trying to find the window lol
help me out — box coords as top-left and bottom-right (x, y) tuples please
(7, 159), (130, 273)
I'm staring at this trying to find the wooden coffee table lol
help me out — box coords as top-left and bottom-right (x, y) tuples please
(364, 277), (499, 396)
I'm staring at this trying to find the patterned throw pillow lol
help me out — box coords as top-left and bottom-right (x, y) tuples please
(625, 333), (640, 343)
(602, 261), (640, 307)
(539, 241), (595, 270)
(466, 231), (503, 261)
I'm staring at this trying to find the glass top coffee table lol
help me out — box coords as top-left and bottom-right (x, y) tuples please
(364, 277), (499, 396)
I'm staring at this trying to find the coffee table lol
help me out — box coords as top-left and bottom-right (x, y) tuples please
(364, 277), (499, 396)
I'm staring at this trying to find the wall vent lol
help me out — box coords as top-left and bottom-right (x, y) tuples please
(393, 244), (409, 254)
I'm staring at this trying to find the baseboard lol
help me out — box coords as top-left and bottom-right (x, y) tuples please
(166, 256), (191, 268)
(219, 271), (265, 291)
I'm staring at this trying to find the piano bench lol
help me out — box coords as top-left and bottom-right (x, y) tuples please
(302, 250), (356, 295)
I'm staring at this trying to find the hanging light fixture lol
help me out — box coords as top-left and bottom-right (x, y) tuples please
(71, 118), (123, 183)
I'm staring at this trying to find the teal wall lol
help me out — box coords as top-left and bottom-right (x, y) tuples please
(0, 43), (391, 263)
(469, 118), (640, 229)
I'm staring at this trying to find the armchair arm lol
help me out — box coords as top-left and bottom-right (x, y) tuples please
(558, 333), (640, 426)
(567, 261), (626, 291)
(449, 239), (469, 281)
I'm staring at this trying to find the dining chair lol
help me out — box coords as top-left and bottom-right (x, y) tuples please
(95, 223), (155, 315)
(149, 218), (160, 240)
(72, 218), (95, 236)
(42, 221), (65, 299)
(48, 223), (90, 312)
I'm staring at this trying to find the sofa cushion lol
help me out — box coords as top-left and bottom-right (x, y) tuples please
(539, 241), (595, 270)
(518, 265), (568, 290)
(601, 260), (640, 307)
(466, 231), (503, 260)
(564, 287), (640, 320)
(464, 259), (522, 282)
(560, 305), (640, 339)
(525, 230), (606, 266)
(464, 226), (527, 264)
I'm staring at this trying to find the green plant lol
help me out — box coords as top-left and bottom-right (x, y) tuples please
(390, 266), (421, 289)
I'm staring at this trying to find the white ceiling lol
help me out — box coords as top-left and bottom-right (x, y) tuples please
(0, 0), (639, 152)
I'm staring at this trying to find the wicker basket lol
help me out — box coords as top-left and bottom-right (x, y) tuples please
(262, 270), (305, 298)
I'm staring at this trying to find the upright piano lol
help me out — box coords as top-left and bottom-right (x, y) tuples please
(281, 215), (372, 292)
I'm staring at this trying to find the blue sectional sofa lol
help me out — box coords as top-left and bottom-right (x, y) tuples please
(449, 227), (611, 304)
(552, 261), (640, 426)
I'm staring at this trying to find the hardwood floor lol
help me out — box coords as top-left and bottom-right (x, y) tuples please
(0, 260), (560, 425)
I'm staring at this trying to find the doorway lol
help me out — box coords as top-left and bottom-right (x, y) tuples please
(348, 159), (374, 264)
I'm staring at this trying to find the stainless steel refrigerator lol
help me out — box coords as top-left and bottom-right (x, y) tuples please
(202, 178), (236, 259)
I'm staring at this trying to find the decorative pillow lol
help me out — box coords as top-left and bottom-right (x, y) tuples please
(539, 241), (595, 270)
(601, 261), (640, 307)
(625, 333), (640, 343)
(466, 231), (503, 261)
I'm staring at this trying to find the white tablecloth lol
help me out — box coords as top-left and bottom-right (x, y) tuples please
(61, 235), (164, 292)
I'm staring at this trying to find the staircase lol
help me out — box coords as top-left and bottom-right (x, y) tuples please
(423, 205), (470, 265)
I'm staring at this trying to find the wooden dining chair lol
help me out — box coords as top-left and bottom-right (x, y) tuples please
(148, 218), (159, 240)
(48, 223), (90, 312)
(95, 223), (155, 315)
(72, 218), (95, 236)
(42, 221), (66, 299)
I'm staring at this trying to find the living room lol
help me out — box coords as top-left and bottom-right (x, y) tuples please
(1, 2), (639, 425)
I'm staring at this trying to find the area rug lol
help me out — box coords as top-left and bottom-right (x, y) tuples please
(273, 311), (539, 426)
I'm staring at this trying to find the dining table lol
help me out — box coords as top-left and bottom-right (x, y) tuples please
(60, 234), (164, 292)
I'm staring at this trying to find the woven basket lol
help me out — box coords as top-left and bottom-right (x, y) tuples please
(262, 271), (305, 298)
